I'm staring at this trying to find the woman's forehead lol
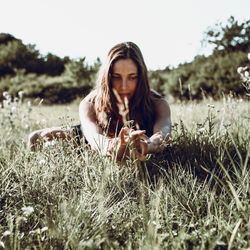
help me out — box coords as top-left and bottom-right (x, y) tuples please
(112, 58), (138, 74)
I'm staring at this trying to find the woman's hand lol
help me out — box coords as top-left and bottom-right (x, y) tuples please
(109, 128), (151, 162)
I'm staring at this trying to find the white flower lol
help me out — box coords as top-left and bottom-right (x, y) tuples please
(0, 241), (5, 248)
(44, 140), (57, 147)
(11, 106), (16, 112)
(244, 71), (249, 78)
(18, 91), (24, 98)
(248, 53), (250, 61)
(3, 91), (9, 98)
(39, 159), (46, 165)
(199, 127), (205, 133)
(237, 67), (244, 74)
(3, 230), (11, 237)
(22, 206), (34, 216)
(223, 122), (231, 128)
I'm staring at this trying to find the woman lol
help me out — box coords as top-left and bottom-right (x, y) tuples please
(28, 42), (171, 162)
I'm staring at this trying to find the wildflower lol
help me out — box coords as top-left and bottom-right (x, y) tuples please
(0, 241), (5, 248)
(237, 67), (244, 74)
(18, 91), (24, 98)
(11, 106), (16, 112)
(39, 159), (46, 165)
(22, 206), (34, 216)
(44, 140), (57, 147)
(3, 230), (11, 237)
(3, 91), (9, 98)
(223, 122), (231, 128)
(244, 71), (249, 78)
(198, 127), (205, 134)
(248, 53), (250, 61)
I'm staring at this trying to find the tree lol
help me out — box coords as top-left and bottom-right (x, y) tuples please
(0, 33), (18, 45)
(0, 33), (70, 77)
(0, 33), (44, 76)
(203, 16), (250, 54)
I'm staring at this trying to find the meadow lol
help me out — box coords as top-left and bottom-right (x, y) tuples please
(0, 94), (249, 249)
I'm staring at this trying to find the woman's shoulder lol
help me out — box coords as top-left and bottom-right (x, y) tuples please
(150, 89), (170, 112)
(150, 89), (167, 103)
(81, 89), (97, 103)
(79, 89), (97, 113)
(150, 88), (162, 98)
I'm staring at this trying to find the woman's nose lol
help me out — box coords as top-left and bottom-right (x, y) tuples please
(121, 79), (128, 89)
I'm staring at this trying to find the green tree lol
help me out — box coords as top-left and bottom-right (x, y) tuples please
(63, 57), (92, 84)
(203, 16), (250, 54)
(0, 34), (44, 76)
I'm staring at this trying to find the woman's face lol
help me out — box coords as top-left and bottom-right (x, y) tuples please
(111, 58), (138, 102)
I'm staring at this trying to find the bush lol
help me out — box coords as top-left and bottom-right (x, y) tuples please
(159, 50), (249, 99)
(0, 73), (92, 104)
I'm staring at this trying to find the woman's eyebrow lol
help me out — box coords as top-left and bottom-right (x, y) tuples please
(112, 72), (138, 75)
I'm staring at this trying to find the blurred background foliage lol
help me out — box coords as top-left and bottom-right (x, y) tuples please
(0, 16), (249, 103)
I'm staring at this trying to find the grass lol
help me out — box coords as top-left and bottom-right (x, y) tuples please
(0, 94), (249, 249)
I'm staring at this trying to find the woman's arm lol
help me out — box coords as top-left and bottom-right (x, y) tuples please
(79, 98), (111, 154)
(147, 98), (171, 153)
(126, 98), (171, 161)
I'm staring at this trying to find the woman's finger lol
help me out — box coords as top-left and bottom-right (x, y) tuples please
(130, 130), (146, 140)
(135, 140), (148, 155)
(119, 128), (127, 144)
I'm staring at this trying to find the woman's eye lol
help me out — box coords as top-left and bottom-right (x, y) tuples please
(129, 76), (138, 80)
(112, 75), (120, 79)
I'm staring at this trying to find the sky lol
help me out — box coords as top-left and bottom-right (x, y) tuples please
(1, 0), (250, 70)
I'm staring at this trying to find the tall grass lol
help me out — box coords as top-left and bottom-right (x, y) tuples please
(0, 94), (249, 249)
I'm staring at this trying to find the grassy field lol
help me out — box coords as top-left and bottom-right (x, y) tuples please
(0, 95), (249, 249)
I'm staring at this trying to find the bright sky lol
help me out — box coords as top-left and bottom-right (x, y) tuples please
(1, 0), (249, 70)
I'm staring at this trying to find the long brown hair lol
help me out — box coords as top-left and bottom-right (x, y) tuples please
(93, 42), (161, 137)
